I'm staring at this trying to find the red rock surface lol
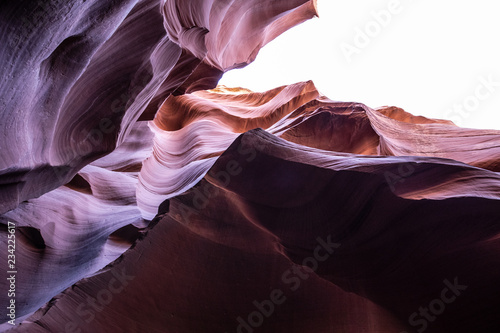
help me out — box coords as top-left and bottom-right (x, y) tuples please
(10, 129), (500, 333)
(0, 0), (316, 214)
(1, 0), (500, 332)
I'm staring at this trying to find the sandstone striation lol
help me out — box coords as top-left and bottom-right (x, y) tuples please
(1, 0), (500, 332)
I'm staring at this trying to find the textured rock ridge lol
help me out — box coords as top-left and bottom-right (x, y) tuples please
(11, 129), (500, 333)
(2, 0), (500, 332)
(0, 0), (316, 214)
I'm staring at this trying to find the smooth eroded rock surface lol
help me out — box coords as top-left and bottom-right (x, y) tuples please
(11, 130), (500, 333)
(2, 0), (500, 332)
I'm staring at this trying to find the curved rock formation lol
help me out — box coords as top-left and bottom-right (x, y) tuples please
(0, 122), (152, 327)
(137, 81), (500, 218)
(0, 0), (317, 329)
(11, 129), (500, 333)
(3, 79), (500, 331)
(2, 0), (500, 332)
(2, 77), (500, 331)
(0, 0), (316, 214)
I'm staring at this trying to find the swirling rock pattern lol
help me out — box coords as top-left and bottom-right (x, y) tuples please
(0, 0), (316, 214)
(3, 81), (500, 331)
(2, 0), (500, 332)
(0, 121), (152, 330)
(0, 0), (317, 329)
(10, 129), (500, 333)
(137, 81), (500, 218)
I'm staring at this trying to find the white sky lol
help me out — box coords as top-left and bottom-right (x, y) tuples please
(220, 0), (500, 130)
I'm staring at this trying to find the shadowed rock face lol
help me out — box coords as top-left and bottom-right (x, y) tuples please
(9, 130), (500, 333)
(0, 0), (316, 214)
(2, 0), (500, 332)
(137, 82), (500, 218)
